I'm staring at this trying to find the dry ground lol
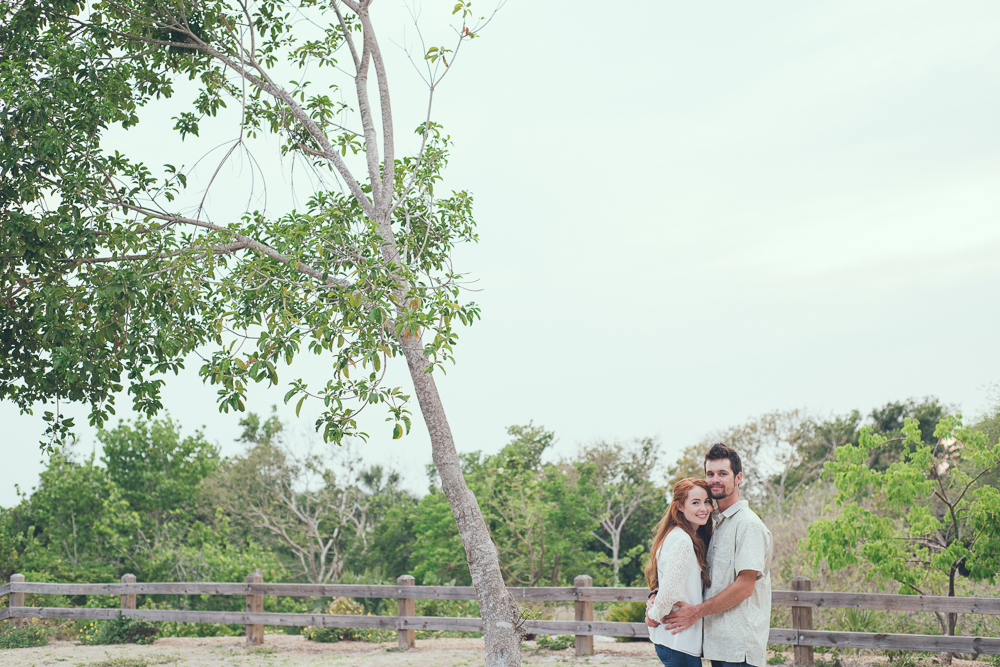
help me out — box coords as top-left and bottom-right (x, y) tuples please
(0, 636), (994, 667)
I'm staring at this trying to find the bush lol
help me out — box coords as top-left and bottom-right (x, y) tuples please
(607, 601), (649, 642)
(536, 634), (573, 651)
(78, 615), (159, 645)
(416, 596), (480, 619)
(412, 595), (483, 638)
(0, 620), (50, 648)
(302, 597), (395, 643)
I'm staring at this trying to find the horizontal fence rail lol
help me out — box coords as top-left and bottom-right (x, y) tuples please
(3, 574), (998, 658)
(768, 629), (1000, 654)
(0, 582), (645, 602)
(771, 591), (1000, 615)
(5, 582), (999, 612)
(1, 607), (651, 637)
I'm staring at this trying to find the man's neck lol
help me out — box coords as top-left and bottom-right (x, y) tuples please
(716, 490), (742, 513)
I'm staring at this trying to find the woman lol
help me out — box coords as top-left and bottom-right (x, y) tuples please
(644, 477), (713, 667)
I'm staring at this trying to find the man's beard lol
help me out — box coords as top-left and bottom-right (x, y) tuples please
(709, 485), (729, 499)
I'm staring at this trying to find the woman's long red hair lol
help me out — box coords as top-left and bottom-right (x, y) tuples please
(644, 478), (713, 589)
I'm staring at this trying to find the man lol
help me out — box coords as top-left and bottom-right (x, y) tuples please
(647, 443), (773, 667)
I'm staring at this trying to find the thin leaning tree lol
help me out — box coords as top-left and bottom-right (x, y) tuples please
(0, 0), (525, 663)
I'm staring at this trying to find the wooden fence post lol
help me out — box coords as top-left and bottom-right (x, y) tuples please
(574, 574), (594, 657)
(791, 576), (814, 666)
(396, 574), (416, 650)
(245, 568), (264, 646)
(120, 574), (136, 614)
(9, 574), (24, 629)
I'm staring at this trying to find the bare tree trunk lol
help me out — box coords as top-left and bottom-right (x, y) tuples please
(940, 569), (957, 666)
(611, 529), (621, 586)
(401, 339), (522, 666)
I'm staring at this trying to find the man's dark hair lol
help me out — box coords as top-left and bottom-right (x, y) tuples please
(704, 443), (742, 476)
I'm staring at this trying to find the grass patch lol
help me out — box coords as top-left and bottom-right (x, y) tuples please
(78, 616), (159, 646)
(535, 634), (574, 651)
(0, 620), (50, 648)
(88, 654), (178, 667)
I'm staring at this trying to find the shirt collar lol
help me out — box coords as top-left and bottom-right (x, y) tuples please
(717, 499), (749, 520)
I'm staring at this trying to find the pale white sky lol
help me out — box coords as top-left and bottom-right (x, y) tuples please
(3, 0), (1000, 506)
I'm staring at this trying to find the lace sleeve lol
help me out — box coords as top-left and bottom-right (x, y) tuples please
(648, 532), (698, 623)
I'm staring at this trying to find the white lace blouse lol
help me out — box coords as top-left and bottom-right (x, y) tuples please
(647, 526), (704, 656)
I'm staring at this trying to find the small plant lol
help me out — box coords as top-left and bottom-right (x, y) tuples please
(303, 626), (350, 643)
(78, 615), (159, 645)
(814, 652), (844, 667)
(0, 620), (50, 648)
(767, 654), (788, 665)
(536, 634), (574, 651)
(839, 608), (883, 633)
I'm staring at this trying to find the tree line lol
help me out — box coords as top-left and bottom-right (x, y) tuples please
(4, 395), (996, 625)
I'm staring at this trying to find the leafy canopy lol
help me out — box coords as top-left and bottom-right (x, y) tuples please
(805, 415), (1000, 594)
(1, 0), (483, 446)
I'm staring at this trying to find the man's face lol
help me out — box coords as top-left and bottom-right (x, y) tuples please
(705, 458), (742, 500)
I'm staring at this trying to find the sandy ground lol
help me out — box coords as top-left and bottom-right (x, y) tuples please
(0, 636), (994, 667)
(0, 635), (659, 666)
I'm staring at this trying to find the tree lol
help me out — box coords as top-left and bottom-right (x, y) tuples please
(805, 415), (1000, 662)
(479, 425), (596, 587)
(0, 450), (139, 582)
(100, 416), (219, 529)
(665, 442), (705, 492)
(866, 398), (949, 470)
(687, 410), (860, 516)
(578, 437), (661, 586)
(1, 0), (525, 661)
(410, 426), (598, 588)
(206, 413), (408, 583)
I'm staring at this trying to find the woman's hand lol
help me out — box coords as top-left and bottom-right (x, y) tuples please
(645, 594), (660, 628)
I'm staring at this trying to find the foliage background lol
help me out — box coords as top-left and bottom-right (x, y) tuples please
(3, 396), (998, 639)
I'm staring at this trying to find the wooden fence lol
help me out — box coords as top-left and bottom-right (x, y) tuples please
(3, 572), (999, 662)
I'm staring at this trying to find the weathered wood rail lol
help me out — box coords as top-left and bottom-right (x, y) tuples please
(3, 574), (998, 660)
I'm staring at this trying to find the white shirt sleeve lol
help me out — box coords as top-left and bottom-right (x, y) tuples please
(648, 530), (698, 623)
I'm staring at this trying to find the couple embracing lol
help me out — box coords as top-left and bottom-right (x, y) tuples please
(644, 444), (773, 667)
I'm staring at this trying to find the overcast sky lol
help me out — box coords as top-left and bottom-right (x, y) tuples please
(3, 0), (1000, 507)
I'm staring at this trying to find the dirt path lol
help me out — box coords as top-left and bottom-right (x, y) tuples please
(1, 635), (661, 666)
(1, 636), (993, 667)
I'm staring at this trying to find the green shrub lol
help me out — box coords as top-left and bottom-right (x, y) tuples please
(303, 625), (396, 643)
(0, 620), (50, 648)
(410, 596), (483, 639)
(416, 596), (480, 618)
(536, 634), (573, 650)
(78, 615), (159, 645)
(302, 597), (395, 643)
(607, 601), (649, 642)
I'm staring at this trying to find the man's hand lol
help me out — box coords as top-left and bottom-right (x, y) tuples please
(644, 595), (660, 627)
(662, 601), (702, 634)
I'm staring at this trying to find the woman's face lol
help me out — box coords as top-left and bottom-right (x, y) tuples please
(681, 486), (711, 526)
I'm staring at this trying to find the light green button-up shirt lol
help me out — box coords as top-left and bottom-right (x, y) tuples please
(703, 499), (773, 667)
